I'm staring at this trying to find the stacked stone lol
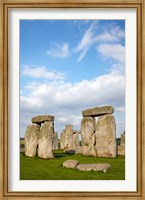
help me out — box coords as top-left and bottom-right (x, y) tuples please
(117, 132), (125, 155)
(25, 115), (55, 159)
(60, 125), (80, 150)
(81, 106), (117, 158)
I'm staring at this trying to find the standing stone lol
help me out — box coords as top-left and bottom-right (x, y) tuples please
(81, 117), (97, 157)
(81, 117), (95, 146)
(53, 132), (58, 150)
(25, 123), (40, 157)
(73, 131), (80, 148)
(64, 124), (73, 150)
(60, 131), (65, 149)
(95, 114), (116, 157)
(38, 121), (54, 159)
(120, 132), (125, 146)
(117, 132), (125, 155)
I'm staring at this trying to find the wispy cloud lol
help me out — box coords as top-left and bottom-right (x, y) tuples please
(22, 65), (66, 80)
(74, 21), (125, 62)
(74, 22), (98, 62)
(97, 43), (125, 64)
(47, 42), (70, 58)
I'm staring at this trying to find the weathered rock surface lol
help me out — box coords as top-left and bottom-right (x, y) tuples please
(117, 145), (125, 155)
(95, 114), (116, 157)
(75, 146), (83, 154)
(81, 117), (95, 146)
(82, 146), (97, 157)
(63, 160), (79, 168)
(25, 124), (40, 157)
(73, 132), (80, 148)
(82, 106), (114, 117)
(32, 115), (54, 124)
(120, 132), (125, 146)
(60, 131), (65, 149)
(117, 132), (125, 155)
(53, 132), (58, 150)
(64, 124), (73, 150)
(38, 121), (54, 159)
(76, 163), (111, 173)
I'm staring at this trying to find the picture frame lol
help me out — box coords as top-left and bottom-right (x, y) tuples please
(0, 0), (145, 199)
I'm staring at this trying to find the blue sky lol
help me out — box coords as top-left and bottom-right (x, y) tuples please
(20, 20), (125, 138)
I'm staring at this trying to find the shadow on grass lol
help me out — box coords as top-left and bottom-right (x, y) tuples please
(54, 152), (74, 159)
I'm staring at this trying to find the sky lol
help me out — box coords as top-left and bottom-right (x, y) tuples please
(20, 20), (125, 138)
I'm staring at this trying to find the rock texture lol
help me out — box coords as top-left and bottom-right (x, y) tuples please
(25, 124), (40, 157)
(32, 115), (54, 124)
(82, 106), (114, 117)
(38, 121), (54, 159)
(76, 163), (111, 173)
(95, 114), (116, 157)
(63, 160), (79, 168)
(73, 131), (80, 148)
(120, 132), (125, 146)
(117, 132), (125, 155)
(64, 124), (73, 150)
(53, 132), (58, 150)
(81, 117), (95, 146)
(60, 131), (65, 149)
(118, 145), (125, 155)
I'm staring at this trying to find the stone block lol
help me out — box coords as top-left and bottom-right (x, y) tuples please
(82, 106), (114, 117)
(32, 115), (54, 123)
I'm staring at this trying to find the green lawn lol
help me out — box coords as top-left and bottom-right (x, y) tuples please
(20, 150), (125, 180)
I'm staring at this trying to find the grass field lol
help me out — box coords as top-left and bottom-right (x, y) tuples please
(20, 150), (125, 180)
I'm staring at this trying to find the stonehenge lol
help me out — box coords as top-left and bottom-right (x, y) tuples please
(24, 106), (124, 159)
(81, 106), (116, 158)
(25, 115), (55, 158)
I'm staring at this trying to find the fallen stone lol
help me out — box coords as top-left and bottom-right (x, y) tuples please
(32, 115), (54, 123)
(82, 106), (114, 117)
(63, 160), (79, 168)
(76, 163), (111, 173)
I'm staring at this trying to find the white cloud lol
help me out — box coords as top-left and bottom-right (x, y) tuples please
(97, 43), (125, 64)
(74, 22), (97, 62)
(22, 66), (66, 80)
(47, 42), (70, 58)
(20, 71), (125, 138)
(74, 22), (125, 62)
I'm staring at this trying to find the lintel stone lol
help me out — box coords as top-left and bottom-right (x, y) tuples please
(32, 115), (54, 123)
(82, 106), (114, 117)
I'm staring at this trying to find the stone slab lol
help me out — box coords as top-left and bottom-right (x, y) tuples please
(82, 106), (114, 117)
(63, 160), (79, 168)
(76, 163), (111, 173)
(32, 115), (54, 123)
